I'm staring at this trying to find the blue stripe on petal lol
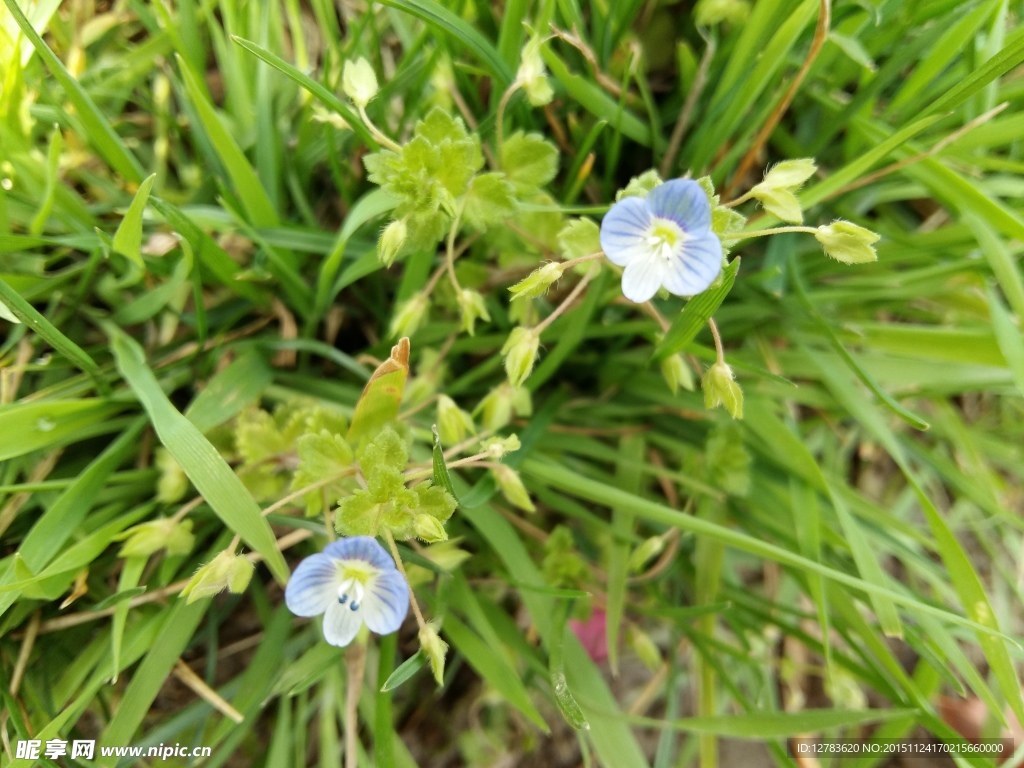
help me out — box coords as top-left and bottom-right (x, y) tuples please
(663, 231), (723, 296)
(647, 180), (711, 233)
(361, 569), (410, 634)
(600, 196), (654, 267)
(285, 554), (338, 617)
(322, 600), (362, 646)
(324, 536), (394, 571)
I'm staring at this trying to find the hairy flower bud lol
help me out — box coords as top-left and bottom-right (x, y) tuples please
(419, 622), (449, 687)
(660, 353), (694, 394)
(516, 37), (554, 106)
(482, 433), (521, 460)
(414, 513), (448, 544)
(117, 518), (194, 558)
(378, 219), (407, 267)
(389, 294), (429, 339)
(156, 447), (188, 504)
(702, 361), (743, 419)
(815, 220), (880, 264)
(509, 262), (563, 300)
(749, 158), (816, 223)
(180, 550), (255, 604)
(628, 535), (666, 573)
(492, 464), (535, 513)
(502, 327), (540, 388)
(437, 395), (475, 446)
(342, 57), (378, 108)
(457, 289), (490, 336)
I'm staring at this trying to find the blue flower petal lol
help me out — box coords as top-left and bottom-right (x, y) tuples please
(600, 196), (654, 267)
(646, 179), (711, 233)
(285, 553), (338, 617)
(662, 230), (723, 297)
(621, 253), (666, 303)
(324, 536), (395, 571)
(323, 599), (362, 646)
(361, 568), (410, 634)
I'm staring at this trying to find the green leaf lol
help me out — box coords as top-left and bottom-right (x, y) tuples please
(653, 258), (740, 362)
(629, 708), (918, 738)
(381, 651), (426, 692)
(378, 0), (513, 87)
(0, 399), (122, 463)
(0, 278), (105, 384)
(112, 174), (157, 267)
(558, 217), (601, 260)
(107, 328), (289, 583)
(432, 427), (458, 501)
(501, 132), (559, 194)
(348, 339), (410, 443)
(549, 599), (589, 730)
(463, 172), (518, 229)
(176, 54), (278, 227)
(184, 352), (274, 433)
(292, 431), (354, 514)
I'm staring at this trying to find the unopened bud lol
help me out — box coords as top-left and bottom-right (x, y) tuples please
(492, 464), (535, 513)
(437, 395), (475, 446)
(509, 262), (563, 300)
(702, 361), (743, 419)
(749, 159), (816, 224)
(517, 37), (554, 107)
(502, 327), (540, 388)
(389, 294), (428, 339)
(419, 622), (449, 686)
(815, 220), (880, 264)
(117, 518), (194, 558)
(156, 447), (188, 504)
(342, 57), (378, 108)
(482, 433), (521, 460)
(660, 353), (694, 394)
(414, 513), (448, 544)
(180, 550), (255, 604)
(458, 289), (490, 336)
(378, 219), (407, 267)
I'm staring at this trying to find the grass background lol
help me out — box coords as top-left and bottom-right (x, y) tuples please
(2, 0), (1024, 766)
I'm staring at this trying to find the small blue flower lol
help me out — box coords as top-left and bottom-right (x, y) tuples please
(285, 536), (410, 647)
(600, 179), (722, 303)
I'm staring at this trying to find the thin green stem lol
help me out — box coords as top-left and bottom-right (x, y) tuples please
(708, 317), (725, 365)
(534, 271), (595, 335)
(357, 104), (402, 152)
(495, 82), (521, 160)
(722, 226), (817, 241)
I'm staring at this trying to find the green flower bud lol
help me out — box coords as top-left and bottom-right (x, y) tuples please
(342, 57), (378, 108)
(702, 361), (743, 419)
(749, 159), (816, 224)
(477, 384), (513, 431)
(116, 518), (194, 558)
(751, 186), (803, 224)
(457, 289), (490, 336)
(389, 294), (429, 339)
(502, 327), (540, 388)
(437, 395), (475, 446)
(511, 385), (533, 418)
(509, 262), (564, 300)
(414, 513), (448, 544)
(628, 535), (665, 573)
(492, 465), (535, 513)
(378, 219), (407, 267)
(419, 622), (449, 687)
(760, 158), (816, 188)
(660, 353), (694, 394)
(815, 220), (880, 264)
(627, 626), (662, 672)
(516, 37), (554, 107)
(482, 433), (521, 460)
(180, 550), (255, 604)
(156, 447), (188, 504)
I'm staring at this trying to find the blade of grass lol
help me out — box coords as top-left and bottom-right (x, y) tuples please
(107, 327), (289, 582)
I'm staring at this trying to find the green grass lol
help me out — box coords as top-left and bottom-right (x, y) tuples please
(2, 0), (1024, 767)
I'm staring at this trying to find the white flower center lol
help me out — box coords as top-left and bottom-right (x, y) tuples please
(336, 561), (375, 612)
(645, 219), (685, 264)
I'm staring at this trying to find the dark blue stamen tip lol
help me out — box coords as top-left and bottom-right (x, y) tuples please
(349, 602), (360, 612)
(339, 594), (348, 604)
